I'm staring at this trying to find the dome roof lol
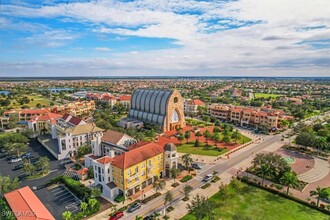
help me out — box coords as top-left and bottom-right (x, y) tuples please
(164, 143), (176, 151)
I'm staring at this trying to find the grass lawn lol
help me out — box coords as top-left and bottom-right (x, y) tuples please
(181, 183), (329, 220)
(238, 133), (252, 144)
(177, 142), (228, 156)
(8, 95), (56, 109)
(254, 93), (283, 99)
(185, 118), (212, 127)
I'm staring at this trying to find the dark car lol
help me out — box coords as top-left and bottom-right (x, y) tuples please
(127, 202), (141, 212)
(192, 163), (202, 169)
(14, 163), (25, 170)
(109, 212), (124, 220)
(143, 216), (153, 220)
(18, 173), (28, 181)
(5, 155), (17, 161)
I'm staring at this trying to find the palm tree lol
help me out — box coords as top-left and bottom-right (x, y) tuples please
(280, 171), (299, 195)
(153, 179), (166, 193)
(152, 211), (162, 220)
(181, 154), (193, 171)
(0, 176), (20, 195)
(183, 185), (193, 200)
(310, 186), (329, 206)
(62, 211), (72, 220)
(164, 191), (173, 208)
(231, 130), (240, 144)
(35, 157), (50, 174)
(170, 168), (180, 184)
(23, 163), (36, 176)
(9, 143), (27, 157)
(135, 216), (143, 220)
(259, 163), (271, 186)
(316, 137), (328, 154)
(80, 202), (88, 214)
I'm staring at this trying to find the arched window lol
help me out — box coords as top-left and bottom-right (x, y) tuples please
(173, 97), (178, 103)
(171, 110), (179, 123)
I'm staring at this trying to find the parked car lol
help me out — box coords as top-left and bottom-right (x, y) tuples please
(127, 202), (141, 212)
(14, 163), (25, 170)
(11, 157), (22, 163)
(21, 154), (34, 160)
(202, 174), (213, 182)
(143, 216), (153, 220)
(109, 212), (124, 220)
(192, 163), (202, 169)
(6, 155), (17, 161)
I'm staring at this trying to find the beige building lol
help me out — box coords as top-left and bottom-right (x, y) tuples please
(51, 100), (96, 117)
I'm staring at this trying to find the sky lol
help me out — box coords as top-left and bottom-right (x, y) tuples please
(0, 0), (329, 77)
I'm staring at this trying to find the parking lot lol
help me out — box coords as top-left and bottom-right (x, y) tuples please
(0, 139), (67, 188)
(35, 185), (81, 219)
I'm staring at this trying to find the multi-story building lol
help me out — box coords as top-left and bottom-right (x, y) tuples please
(28, 113), (63, 136)
(85, 142), (177, 200)
(184, 99), (205, 115)
(119, 89), (185, 132)
(86, 92), (131, 110)
(38, 114), (103, 159)
(1, 108), (50, 128)
(208, 104), (292, 130)
(51, 100), (96, 117)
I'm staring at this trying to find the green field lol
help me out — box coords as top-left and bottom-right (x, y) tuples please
(182, 183), (329, 220)
(185, 118), (213, 127)
(6, 95), (56, 109)
(177, 142), (228, 156)
(254, 93), (283, 99)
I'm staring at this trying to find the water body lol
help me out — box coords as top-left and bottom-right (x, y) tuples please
(0, 90), (10, 95)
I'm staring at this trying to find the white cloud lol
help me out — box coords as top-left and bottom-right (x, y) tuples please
(94, 47), (111, 51)
(1, 0), (330, 76)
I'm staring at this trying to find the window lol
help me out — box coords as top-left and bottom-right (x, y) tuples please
(128, 170), (131, 175)
(108, 177), (110, 182)
(135, 166), (138, 173)
(121, 170), (123, 176)
(142, 163), (145, 168)
(148, 160), (152, 166)
(102, 169), (104, 174)
(174, 97), (178, 103)
(108, 169), (110, 173)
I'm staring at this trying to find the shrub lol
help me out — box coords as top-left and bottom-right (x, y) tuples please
(311, 201), (316, 206)
(166, 206), (174, 212)
(142, 192), (161, 204)
(114, 195), (125, 203)
(201, 183), (211, 189)
(211, 176), (220, 183)
(118, 206), (128, 212)
(180, 175), (193, 183)
(320, 204), (325, 209)
(182, 197), (189, 201)
(171, 182), (180, 187)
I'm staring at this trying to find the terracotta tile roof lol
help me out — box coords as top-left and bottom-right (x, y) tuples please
(4, 186), (55, 220)
(62, 113), (70, 120)
(191, 99), (205, 106)
(76, 167), (89, 175)
(112, 142), (164, 169)
(36, 113), (62, 121)
(231, 108), (242, 112)
(102, 130), (128, 144)
(126, 141), (150, 150)
(97, 156), (114, 164)
(118, 95), (131, 101)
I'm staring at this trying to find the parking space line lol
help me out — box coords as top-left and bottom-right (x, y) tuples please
(50, 187), (63, 193)
(56, 192), (71, 198)
(58, 195), (72, 201)
(62, 199), (76, 204)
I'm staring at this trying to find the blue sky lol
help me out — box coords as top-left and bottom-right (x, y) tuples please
(0, 0), (329, 77)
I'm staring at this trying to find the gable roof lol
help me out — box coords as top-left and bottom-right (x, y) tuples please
(191, 99), (205, 106)
(96, 156), (114, 164)
(102, 130), (130, 145)
(68, 123), (104, 136)
(112, 142), (164, 169)
(4, 186), (55, 220)
(36, 113), (62, 122)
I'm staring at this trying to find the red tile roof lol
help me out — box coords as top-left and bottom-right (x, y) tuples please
(68, 116), (84, 125)
(112, 142), (164, 169)
(97, 156), (114, 164)
(118, 95), (131, 101)
(191, 99), (205, 106)
(126, 141), (150, 150)
(36, 113), (62, 121)
(102, 130), (127, 144)
(4, 186), (55, 220)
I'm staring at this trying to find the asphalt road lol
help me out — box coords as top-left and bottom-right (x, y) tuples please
(123, 134), (282, 219)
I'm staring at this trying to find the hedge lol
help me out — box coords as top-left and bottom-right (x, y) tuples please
(201, 183), (211, 189)
(142, 192), (161, 204)
(180, 175), (193, 183)
(114, 195), (125, 203)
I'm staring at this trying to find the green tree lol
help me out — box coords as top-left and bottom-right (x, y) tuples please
(23, 163), (36, 176)
(212, 132), (221, 147)
(213, 127), (221, 133)
(88, 198), (99, 211)
(183, 185), (193, 200)
(222, 134), (231, 148)
(153, 179), (166, 194)
(0, 176), (20, 195)
(177, 133), (184, 145)
(80, 202), (88, 214)
(280, 171), (299, 195)
(296, 132), (317, 148)
(62, 211), (72, 220)
(316, 137), (328, 153)
(184, 131), (191, 143)
(181, 154), (193, 171)
(230, 177), (244, 193)
(195, 131), (202, 141)
(35, 157), (50, 174)
(231, 130), (240, 144)
(170, 168), (180, 184)
(186, 194), (215, 220)
(203, 130), (211, 145)
(91, 187), (102, 198)
(135, 216), (143, 220)
(310, 186), (329, 207)
(214, 120), (221, 126)
(164, 191), (173, 208)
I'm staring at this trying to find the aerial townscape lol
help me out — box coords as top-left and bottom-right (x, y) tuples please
(0, 1), (329, 220)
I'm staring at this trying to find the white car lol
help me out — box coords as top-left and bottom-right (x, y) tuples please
(202, 174), (213, 182)
(11, 157), (22, 163)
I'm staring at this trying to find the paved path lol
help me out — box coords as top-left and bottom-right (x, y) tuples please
(298, 157), (330, 183)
